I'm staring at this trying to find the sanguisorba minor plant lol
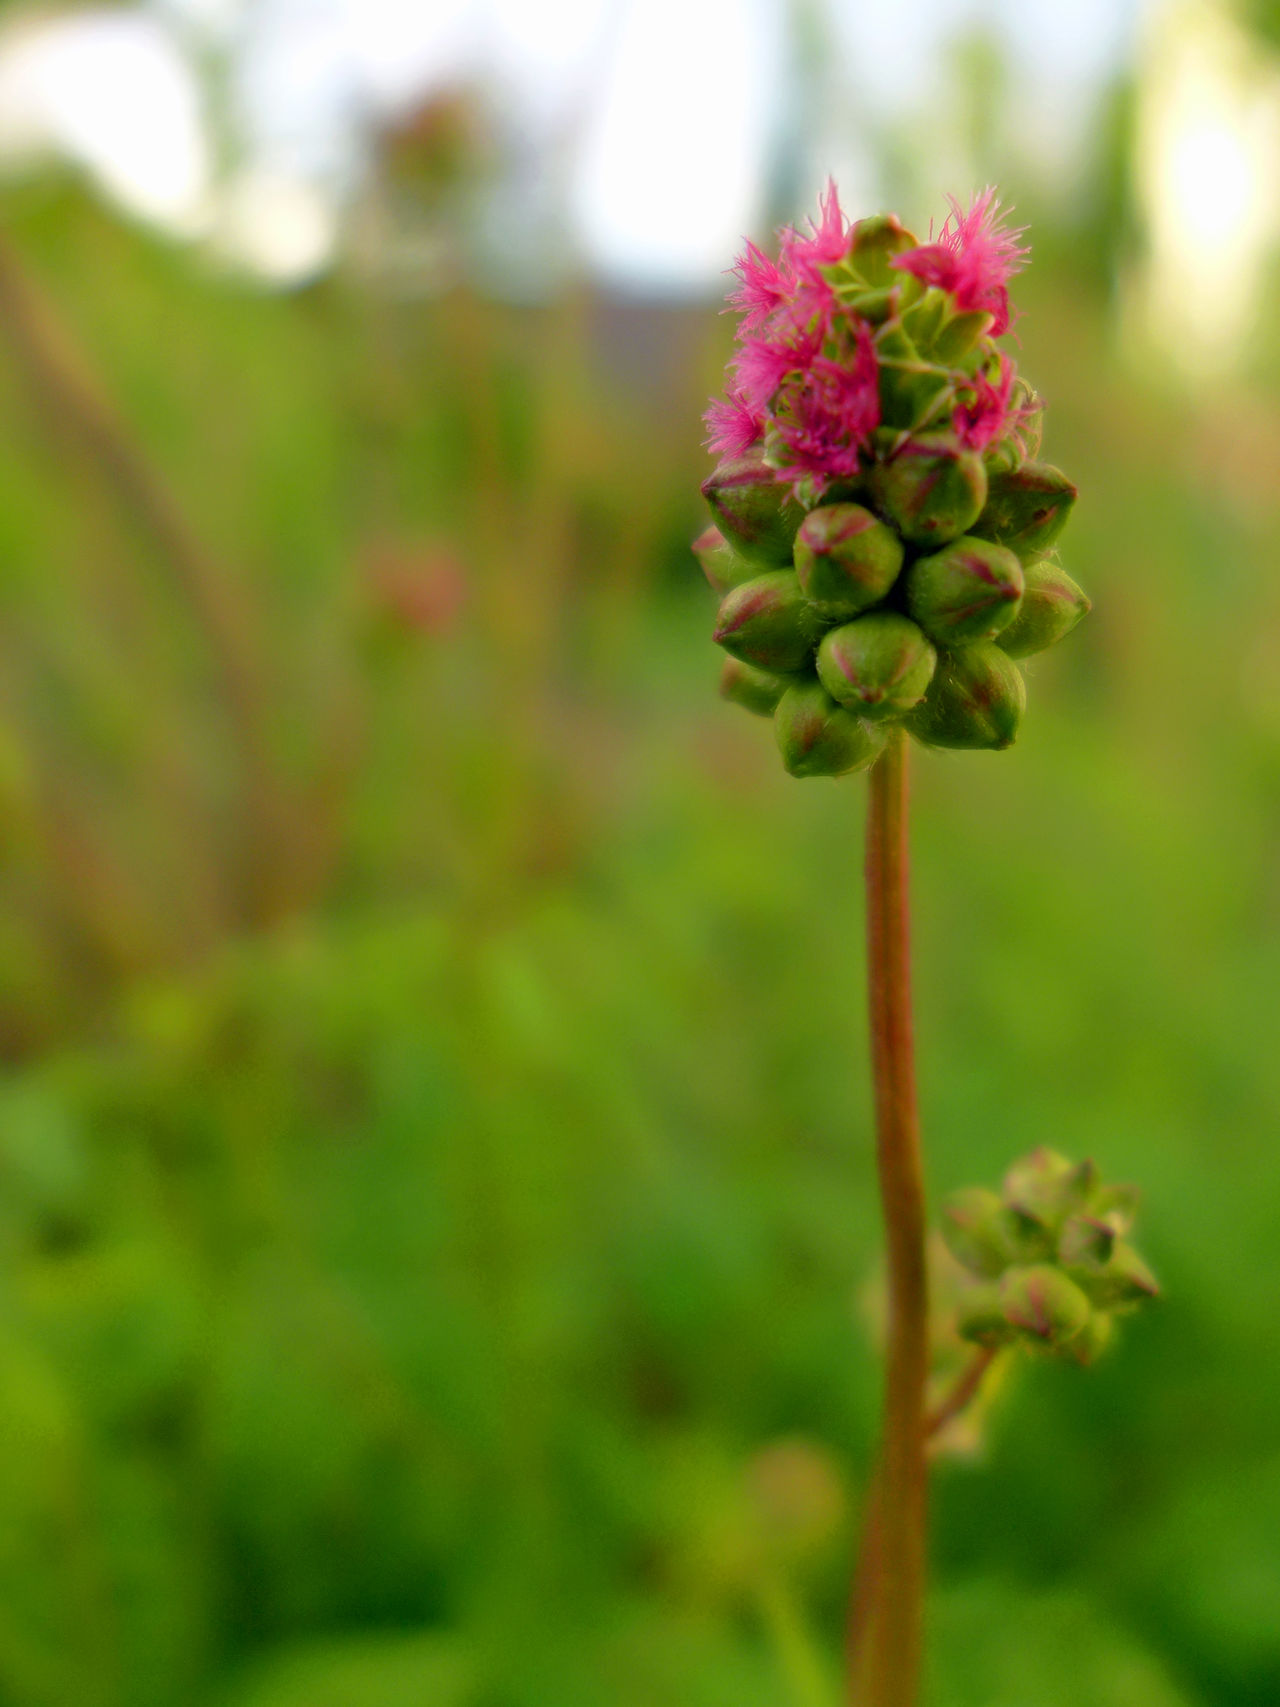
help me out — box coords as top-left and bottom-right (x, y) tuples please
(694, 186), (1158, 1706)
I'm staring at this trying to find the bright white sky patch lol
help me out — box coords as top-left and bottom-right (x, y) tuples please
(0, 9), (209, 230)
(215, 164), (336, 281)
(571, 0), (784, 291)
(0, 0), (1161, 292)
(1137, 0), (1280, 368)
(823, 0), (1147, 190)
(480, 0), (612, 124)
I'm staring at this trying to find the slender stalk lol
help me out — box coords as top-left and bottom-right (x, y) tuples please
(0, 232), (263, 728)
(924, 1345), (999, 1445)
(0, 227), (288, 927)
(846, 1346), (1001, 1685)
(859, 727), (929, 1707)
(753, 1565), (835, 1707)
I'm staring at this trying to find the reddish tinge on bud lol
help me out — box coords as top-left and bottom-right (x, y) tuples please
(793, 503), (903, 616)
(904, 535), (1024, 647)
(974, 462), (1078, 561)
(871, 433), (988, 547)
(701, 452), (802, 566)
(997, 558), (1090, 658)
(816, 613), (936, 718)
(693, 525), (759, 596)
(774, 681), (886, 778)
(713, 572), (822, 672)
(907, 643), (1026, 750)
(999, 1265), (1092, 1346)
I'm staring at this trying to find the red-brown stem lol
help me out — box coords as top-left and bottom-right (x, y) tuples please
(858, 727), (929, 1707)
(925, 1345), (999, 1445)
(846, 1345), (1000, 1687)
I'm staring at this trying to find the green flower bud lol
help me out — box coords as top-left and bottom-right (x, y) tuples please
(990, 382), (1044, 469)
(997, 558), (1090, 658)
(849, 213), (918, 286)
(701, 452), (802, 567)
(1002, 1149), (1097, 1231)
(714, 572), (821, 672)
(901, 287), (948, 350)
(875, 333), (954, 435)
(844, 286), (899, 325)
(871, 433), (988, 547)
(774, 682), (886, 778)
(907, 644), (1025, 751)
(904, 536), (1024, 647)
(983, 440), (1020, 478)
(693, 525), (758, 595)
(940, 1187), (1020, 1279)
(931, 309), (992, 363)
(794, 503), (905, 616)
(999, 1265), (1092, 1347)
(1057, 1214), (1116, 1269)
(1071, 1239), (1160, 1312)
(816, 614), (936, 718)
(956, 1282), (1020, 1348)
(1069, 1309), (1114, 1366)
(719, 656), (796, 718)
(974, 461), (1077, 562)
(1091, 1182), (1141, 1235)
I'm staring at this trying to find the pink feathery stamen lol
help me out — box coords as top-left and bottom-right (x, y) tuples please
(731, 318), (828, 414)
(772, 320), (880, 495)
(727, 238), (795, 335)
(953, 354), (1016, 451)
(780, 178), (850, 285)
(891, 187), (1028, 336)
(705, 389), (764, 459)
(709, 184), (1033, 492)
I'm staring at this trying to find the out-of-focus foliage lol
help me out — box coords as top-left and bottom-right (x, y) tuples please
(1, 113), (1280, 1707)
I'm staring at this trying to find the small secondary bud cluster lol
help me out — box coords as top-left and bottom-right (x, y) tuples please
(940, 1148), (1158, 1364)
(695, 188), (1087, 777)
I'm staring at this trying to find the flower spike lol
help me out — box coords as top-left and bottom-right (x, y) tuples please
(698, 183), (1084, 770)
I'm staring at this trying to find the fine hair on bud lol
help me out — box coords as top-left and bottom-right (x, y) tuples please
(816, 613), (936, 718)
(974, 462), (1077, 562)
(871, 434), (988, 548)
(907, 643), (1026, 751)
(693, 526), (760, 596)
(701, 452), (803, 566)
(997, 558), (1090, 658)
(719, 656), (797, 718)
(774, 681), (887, 778)
(904, 535), (1024, 647)
(713, 572), (823, 672)
(794, 503), (903, 616)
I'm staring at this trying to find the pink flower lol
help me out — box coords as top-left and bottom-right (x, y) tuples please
(953, 354), (1015, 451)
(771, 320), (880, 497)
(891, 188), (1028, 336)
(727, 238), (794, 335)
(707, 182), (868, 485)
(731, 317), (827, 414)
(779, 179), (850, 285)
(705, 388), (764, 459)
(707, 184), (1035, 493)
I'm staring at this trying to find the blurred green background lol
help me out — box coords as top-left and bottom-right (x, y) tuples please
(0, 1), (1278, 1703)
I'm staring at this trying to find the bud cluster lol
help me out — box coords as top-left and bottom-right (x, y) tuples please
(939, 1148), (1158, 1364)
(696, 188), (1088, 776)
